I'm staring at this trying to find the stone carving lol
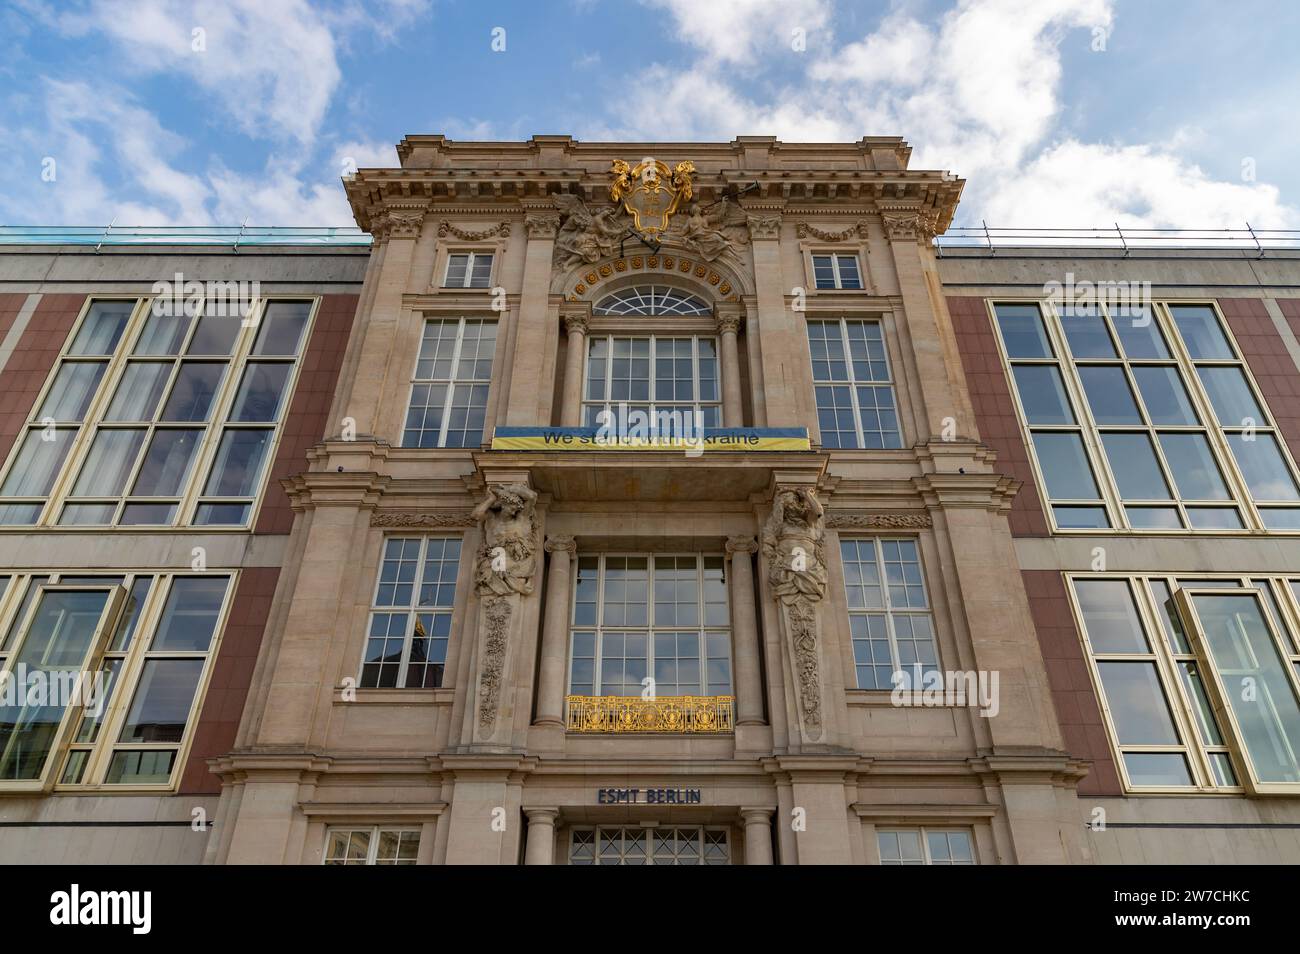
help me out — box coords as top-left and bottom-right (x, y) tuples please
(725, 534), (758, 556)
(715, 313), (742, 336)
(477, 596), (512, 729)
(795, 221), (868, 242)
(371, 208), (426, 241)
(524, 212), (560, 240)
(471, 483), (539, 597)
(438, 220), (511, 241)
(824, 511), (933, 530)
(545, 535), (577, 554)
(746, 214), (782, 241)
(787, 600), (822, 730)
(761, 487), (827, 604)
(370, 510), (476, 528)
(879, 208), (941, 242)
(674, 201), (748, 262)
(552, 194), (628, 269)
(562, 313), (589, 337)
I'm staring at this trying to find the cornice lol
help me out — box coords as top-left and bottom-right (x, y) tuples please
(913, 472), (1022, 513)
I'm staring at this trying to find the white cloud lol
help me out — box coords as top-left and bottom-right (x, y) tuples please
(644, 0), (831, 65)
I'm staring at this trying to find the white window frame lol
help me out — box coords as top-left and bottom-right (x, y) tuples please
(839, 537), (939, 690)
(402, 317), (496, 449)
(806, 317), (903, 450)
(811, 253), (863, 290)
(581, 335), (721, 430)
(442, 251), (494, 289)
(877, 827), (976, 865)
(322, 826), (421, 865)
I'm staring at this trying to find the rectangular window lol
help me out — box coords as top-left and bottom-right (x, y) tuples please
(1072, 573), (1300, 793)
(569, 826), (730, 865)
(840, 538), (938, 690)
(993, 300), (1300, 532)
(443, 252), (493, 289)
(581, 336), (720, 430)
(811, 254), (863, 290)
(807, 319), (902, 449)
(877, 828), (975, 865)
(0, 571), (231, 790)
(0, 297), (313, 528)
(323, 827), (421, 865)
(361, 537), (462, 689)
(567, 554), (731, 698)
(403, 318), (496, 448)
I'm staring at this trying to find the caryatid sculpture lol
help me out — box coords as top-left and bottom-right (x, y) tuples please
(472, 482), (539, 597)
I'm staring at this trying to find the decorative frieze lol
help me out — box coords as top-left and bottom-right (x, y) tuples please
(824, 510), (933, 530)
(438, 220), (511, 241)
(477, 597), (512, 730)
(796, 221), (869, 242)
(370, 510), (475, 528)
(878, 207), (941, 243)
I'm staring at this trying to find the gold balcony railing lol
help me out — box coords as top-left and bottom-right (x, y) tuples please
(566, 695), (735, 734)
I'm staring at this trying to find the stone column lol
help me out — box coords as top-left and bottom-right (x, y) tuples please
(726, 535), (763, 726)
(715, 306), (744, 427)
(524, 808), (560, 865)
(560, 312), (589, 426)
(535, 535), (576, 727)
(741, 808), (774, 865)
(504, 209), (561, 425)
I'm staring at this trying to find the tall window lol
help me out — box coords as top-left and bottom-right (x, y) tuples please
(807, 319), (902, 449)
(582, 336), (720, 429)
(568, 555), (731, 698)
(443, 252), (493, 288)
(811, 254), (862, 290)
(362, 537), (462, 688)
(877, 828), (975, 865)
(570, 826), (729, 865)
(593, 285), (711, 316)
(0, 571), (231, 789)
(840, 538), (938, 690)
(1072, 574), (1300, 793)
(994, 300), (1300, 531)
(324, 827), (420, 865)
(403, 318), (496, 448)
(0, 297), (312, 528)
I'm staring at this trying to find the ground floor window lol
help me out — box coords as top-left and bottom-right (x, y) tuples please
(569, 826), (730, 865)
(323, 827), (421, 865)
(877, 828), (975, 865)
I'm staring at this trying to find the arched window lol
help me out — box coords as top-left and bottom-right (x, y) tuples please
(593, 285), (711, 316)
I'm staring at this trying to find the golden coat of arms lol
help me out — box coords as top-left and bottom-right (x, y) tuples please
(609, 158), (695, 239)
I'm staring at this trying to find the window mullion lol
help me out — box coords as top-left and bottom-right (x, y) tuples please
(839, 318), (868, 448)
(437, 319), (467, 448)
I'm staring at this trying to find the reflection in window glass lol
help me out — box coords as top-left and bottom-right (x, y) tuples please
(39, 362), (106, 422)
(1227, 433), (1300, 501)
(993, 304), (1053, 358)
(1012, 365), (1074, 425)
(1102, 433), (1172, 500)
(1032, 432), (1101, 500)
(70, 301), (134, 356)
(1171, 305), (1234, 359)
(1078, 365), (1142, 424)
(202, 429), (272, 497)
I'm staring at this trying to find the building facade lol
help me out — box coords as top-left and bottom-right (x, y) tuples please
(1, 135), (1299, 865)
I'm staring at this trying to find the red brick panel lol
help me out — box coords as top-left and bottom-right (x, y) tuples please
(0, 293), (27, 343)
(0, 293), (84, 458)
(1022, 569), (1122, 796)
(254, 294), (359, 535)
(1222, 298), (1300, 465)
(947, 296), (1050, 536)
(179, 566), (281, 794)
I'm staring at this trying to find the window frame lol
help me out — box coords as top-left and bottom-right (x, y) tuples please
(568, 825), (731, 865)
(580, 335), (722, 431)
(322, 826), (422, 865)
(876, 827), (977, 865)
(0, 570), (235, 793)
(0, 295), (317, 531)
(441, 251), (495, 289)
(809, 253), (864, 290)
(839, 536), (940, 690)
(990, 298), (1300, 534)
(401, 316), (497, 449)
(806, 317), (904, 450)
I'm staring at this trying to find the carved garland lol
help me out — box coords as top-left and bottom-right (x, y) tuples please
(477, 596), (512, 729)
(569, 254), (737, 302)
(438, 221), (511, 241)
(370, 510), (475, 528)
(824, 511), (933, 529)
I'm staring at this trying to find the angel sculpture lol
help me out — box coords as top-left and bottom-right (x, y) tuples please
(677, 200), (749, 262)
(553, 194), (627, 269)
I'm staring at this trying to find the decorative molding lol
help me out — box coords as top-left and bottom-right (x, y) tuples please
(438, 220), (511, 241)
(788, 600), (822, 732)
(715, 313), (743, 336)
(796, 221), (868, 242)
(878, 207), (941, 243)
(746, 214), (782, 241)
(568, 254), (736, 301)
(371, 207), (428, 242)
(477, 596), (512, 730)
(524, 212), (561, 240)
(545, 534), (577, 554)
(825, 511), (933, 530)
(562, 313), (589, 337)
(725, 534), (758, 556)
(370, 510), (475, 528)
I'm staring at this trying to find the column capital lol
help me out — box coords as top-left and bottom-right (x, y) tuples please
(545, 535), (577, 554)
(524, 211), (561, 239)
(562, 313), (590, 337)
(746, 213), (783, 241)
(725, 534), (758, 556)
(877, 202), (941, 243)
(524, 807), (561, 822)
(739, 807), (775, 822)
(370, 203), (429, 243)
(715, 311), (743, 336)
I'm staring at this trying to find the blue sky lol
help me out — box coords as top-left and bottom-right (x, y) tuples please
(2, 0), (1297, 229)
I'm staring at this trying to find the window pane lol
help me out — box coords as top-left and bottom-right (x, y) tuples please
(119, 502), (177, 525)
(1190, 592), (1300, 783)
(1032, 432), (1100, 499)
(1096, 662), (1180, 744)
(117, 658), (205, 744)
(187, 312), (240, 356)
(1123, 752), (1193, 787)
(1012, 365), (1074, 424)
(70, 301), (134, 355)
(1126, 506), (1181, 529)
(1157, 432), (1230, 500)
(994, 304), (1053, 358)
(229, 363), (292, 422)
(1102, 433), (1172, 500)
(152, 577), (227, 651)
(1078, 365), (1141, 424)
(1053, 505), (1109, 528)
(106, 362), (172, 421)
(194, 502), (250, 525)
(1075, 579), (1149, 653)
(1260, 508), (1300, 530)
(1059, 306), (1115, 358)
(71, 428), (146, 497)
(1185, 507), (1243, 529)
(836, 255), (861, 289)
(130, 429), (202, 496)
(203, 429), (273, 497)
(253, 301), (310, 356)
(0, 589), (109, 780)
(39, 362), (106, 421)
(1112, 307), (1169, 358)
(445, 254), (468, 287)
(1198, 366), (1264, 427)
(105, 750), (176, 785)
(1171, 305), (1233, 359)
(1, 429), (76, 496)
(160, 362), (225, 422)
(59, 502), (116, 525)
(1226, 433), (1300, 501)
(133, 311), (192, 355)
(1132, 366), (1197, 425)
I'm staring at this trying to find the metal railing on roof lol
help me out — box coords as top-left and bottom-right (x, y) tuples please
(935, 223), (1300, 256)
(0, 225), (372, 249)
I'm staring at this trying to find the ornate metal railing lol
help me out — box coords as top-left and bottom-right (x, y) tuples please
(566, 695), (735, 734)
